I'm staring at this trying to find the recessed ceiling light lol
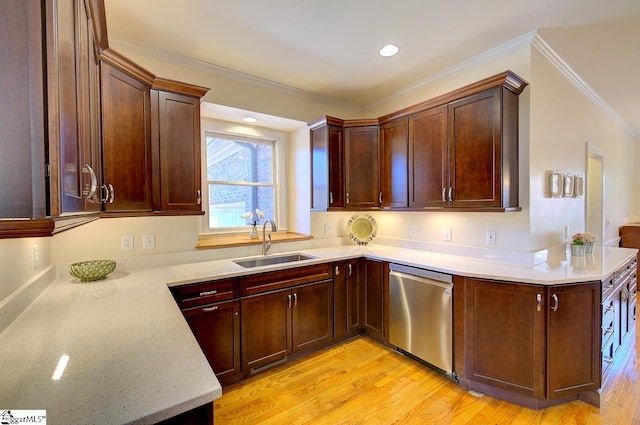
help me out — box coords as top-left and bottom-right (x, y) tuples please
(242, 117), (258, 123)
(379, 44), (399, 57)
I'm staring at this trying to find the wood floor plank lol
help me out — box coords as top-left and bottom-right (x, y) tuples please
(215, 330), (640, 424)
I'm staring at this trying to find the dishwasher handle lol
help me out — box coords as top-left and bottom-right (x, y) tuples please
(389, 270), (453, 292)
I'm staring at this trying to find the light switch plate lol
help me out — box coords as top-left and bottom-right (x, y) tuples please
(409, 225), (418, 238)
(443, 227), (452, 242)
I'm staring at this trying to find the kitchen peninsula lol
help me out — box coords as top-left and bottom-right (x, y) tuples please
(1, 242), (636, 423)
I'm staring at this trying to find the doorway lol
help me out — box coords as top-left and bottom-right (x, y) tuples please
(586, 142), (604, 245)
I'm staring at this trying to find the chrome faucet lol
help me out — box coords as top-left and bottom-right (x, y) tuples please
(262, 219), (277, 255)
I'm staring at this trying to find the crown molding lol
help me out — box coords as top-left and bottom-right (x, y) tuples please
(368, 31), (537, 109)
(531, 33), (636, 136)
(109, 36), (360, 112)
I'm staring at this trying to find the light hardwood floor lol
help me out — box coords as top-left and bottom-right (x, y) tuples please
(214, 330), (640, 424)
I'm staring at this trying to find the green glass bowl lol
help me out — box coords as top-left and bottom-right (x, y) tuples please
(69, 259), (116, 282)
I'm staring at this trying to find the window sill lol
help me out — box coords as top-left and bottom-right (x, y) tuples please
(196, 231), (313, 250)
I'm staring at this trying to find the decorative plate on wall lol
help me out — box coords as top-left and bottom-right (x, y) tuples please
(347, 214), (378, 245)
(550, 170), (564, 198)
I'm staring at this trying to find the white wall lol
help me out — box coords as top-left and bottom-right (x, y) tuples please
(0, 237), (51, 301)
(528, 48), (636, 249)
(111, 47), (363, 123)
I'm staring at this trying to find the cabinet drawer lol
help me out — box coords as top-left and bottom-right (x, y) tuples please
(172, 279), (238, 309)
(241, 263), (332, 296)
(602, 274), (615, 299)
(601, 310), (615, 348)
(602, 337), (615, 384)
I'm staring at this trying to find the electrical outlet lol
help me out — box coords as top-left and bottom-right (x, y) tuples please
(409, 225), (418, 238)
(443, 227), (452, 242)
(121, 236), (134, 252)
(486, 230), (496, 245)
(32, 245), (39, 270)
(143, 234), (155, 250)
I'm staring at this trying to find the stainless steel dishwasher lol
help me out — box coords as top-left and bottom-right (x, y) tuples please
(389, 263), (453, 374)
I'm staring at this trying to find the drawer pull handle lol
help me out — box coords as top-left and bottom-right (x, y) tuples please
(202, 306), (218, 313)
(604, 356), (614, 364)
(335, 266), (340, 275)
(551, 294), (559, 312)
(622, 288), (629, 301)
(199, 290), (218, 297)
(293, 293), (298, 307)
(348, 263), (352, 276)
(536, 294), (542, 312)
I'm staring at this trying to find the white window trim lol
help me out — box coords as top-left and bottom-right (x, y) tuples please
(199, 118), (288, 235)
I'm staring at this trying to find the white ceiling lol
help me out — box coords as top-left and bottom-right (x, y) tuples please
(103, 0), (640, 135)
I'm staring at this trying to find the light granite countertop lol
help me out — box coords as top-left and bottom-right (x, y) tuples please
(0, 242), (636, 424)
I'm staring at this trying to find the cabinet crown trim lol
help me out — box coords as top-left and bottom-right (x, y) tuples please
(378, 70), (528, 124)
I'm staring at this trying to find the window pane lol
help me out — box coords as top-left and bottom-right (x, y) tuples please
(206, 137), (273, 183)
(208, 184), (274, 228)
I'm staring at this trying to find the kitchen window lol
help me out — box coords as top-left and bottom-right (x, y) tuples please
(204, 131), (279, 233)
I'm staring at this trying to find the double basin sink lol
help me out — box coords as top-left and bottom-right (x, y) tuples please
(233, 253), (315, 269)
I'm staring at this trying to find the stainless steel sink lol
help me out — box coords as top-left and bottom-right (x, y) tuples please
(233, 253), (315, 268)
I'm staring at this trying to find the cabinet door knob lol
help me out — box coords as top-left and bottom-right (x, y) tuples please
(329, 192), (334, 204)
(288, 294), (292, 308)
(448, 187), (453, 202)
(196, 190), (201, 205)
(348, 264), (352, 276)
(379, 192), (383, 204)
(335, 266), (340, 275)
(346, 192), (350, 204)
(442, 188), (446, 203)
(101, 184), (110, 203)
(293, 293), (298, 307)
(536, 294), (542, 312)
(551, 294), (559, 311)
(108, 183), (115, 203)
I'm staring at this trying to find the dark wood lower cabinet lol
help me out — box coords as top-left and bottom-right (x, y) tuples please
(547, 283), (600, 399)
(362, 259), (387, 342)
(241, 279), (333, 374)
(464, 278), (600, 406)
(182, 300), (241, 387)
(241, 289), (291, 373)
(172, 258), (631, 412)
(465, 278), (545, 398)
(334, 259), (362, 340)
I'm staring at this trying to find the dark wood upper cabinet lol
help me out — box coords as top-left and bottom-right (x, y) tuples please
(309, 117), (344, 210)
(408, 106), (447, 208)
(1, 0), (209, 237)
(448, 87), (519, 209)
(344, 124), (380, 209)
(380, 118), (409, 208)
(49, 0), (103, 215)
(100, 61), (153, 211)
(152, 83), (208, 212)
(309, 71), (527, 213)
(0, 0), (47, 219)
